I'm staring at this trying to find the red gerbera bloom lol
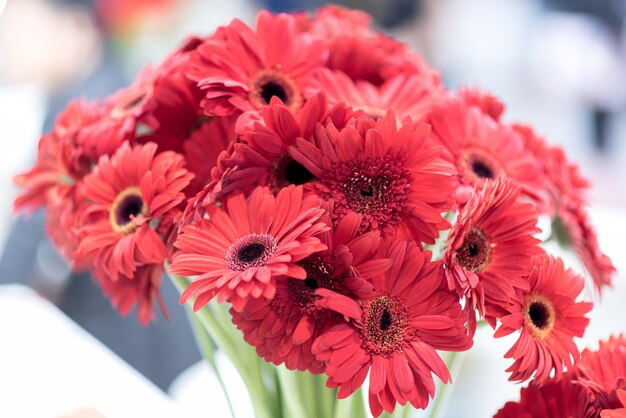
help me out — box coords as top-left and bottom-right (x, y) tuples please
(557, 202), (616, 293)
(14, 100), (104, 212)
(80, 67), (160, 157)
(458, 86), (505, 121)
(513, 124), (615, 293)
(576, 335), (626, 412)
(493, 377), (596, 418)
(429, 98), (544, 206)
(231, 212), (391, 373)
(495, 254), (592, 384)
(308, 69), (442, 122)
(213, 93), (353, 199)
(170, 185), (329, 312)
(443, 179), (542, 321)
(312, 240), (471, 417)
(76, 142), (193, 279)
(290, 112), (454, 243)
(305, 6), (438, 88)
(95, 264), (168, 326)
(187, 11), (326, 116)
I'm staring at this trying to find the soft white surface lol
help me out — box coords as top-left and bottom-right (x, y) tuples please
(0, 285), (181, 418)
(169, 353), (255, 418)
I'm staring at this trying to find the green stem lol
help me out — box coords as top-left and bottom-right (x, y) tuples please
(169, 273), (277, 418)
(276, 366), (309, 418)
(185, 308), (236, 418)
(428, 351), (465, 418)
(333, 388), (364, 418)
(316, 373), (335, 418)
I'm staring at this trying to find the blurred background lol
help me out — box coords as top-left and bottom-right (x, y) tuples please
(1, 0), (625, 416)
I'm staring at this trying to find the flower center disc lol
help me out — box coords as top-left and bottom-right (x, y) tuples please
(362, 296), (408, 355)
(272, 154), (315, 190)
(285, 256), (339, 309)
(226, 233), (278, 271)
(249, 69), (302, 109)
(332, 154), (411, 233)
(523, 294), (556, 339)
(455, 227), (491, 273)
(109, 187), (149, 234)
(460, 149), (502, 186)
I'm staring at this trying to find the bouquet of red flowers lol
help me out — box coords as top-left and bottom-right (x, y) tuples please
(14, 6), (620, 418)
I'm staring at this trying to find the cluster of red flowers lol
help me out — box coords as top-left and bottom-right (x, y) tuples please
(495, 335), (626, 418)
(14, 7), (616, 417)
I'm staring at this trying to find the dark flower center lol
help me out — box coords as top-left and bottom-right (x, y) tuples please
(461, 149), (502, 186)
(379, 309), (392, 331)
(250, 69), (302, 109)
(109, 187), (148, 234)
(260, 81), (287, 104)
(304, 277), (319, 290)
(330, 154), (411, 233)
(273, 154), (315, 189)
(237, 243), (267, 263)
(455, 227), (491, 273)
(523, 294), (556, 339)
(362, 296), (409, 355)
(226, 233), (278, 271)
(528, 302), (549, 329)
(471, 159), (494, 179)
(285, 256), (338, 309)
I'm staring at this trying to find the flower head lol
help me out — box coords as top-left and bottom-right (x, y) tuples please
(171, 185), (329, 311)
(95, 264), (167, 326)
(429, 98), (544, 206)
(495, 254), (592, 384)
(291, 112), (454, 243)
(312, 240), (470, 416)
(214, 93), (353, 198)
(76, 142), (193, 279)
(187, 11), (326, 116)
(443, 180), (542, 320)
(231, 212), (391, 373)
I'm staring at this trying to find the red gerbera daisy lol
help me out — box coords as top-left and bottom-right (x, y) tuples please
(495, 254), (592, 384)
(14, 100), (104, 212)
(556, 202), (616, 293)
(513, 124), (615, 292)
(170, 185), (329, 312)
(187, 11), (326, 116)
(429, 98), (544, 206)
(493, 376), (596, 418)
(305, 6), (438, 88)
(576, 335), (626, 412)
(80, 67), (160, 157)
(290, 112), (454, 242)
(231, 212), (391, 373)
(443, 179), (542, 321)
(308, 69), (442, 122)
(213, 93), (353, 199)
(458, 86), (505, 121)
(312, 240), (471, 416)
(95, 264), (168, 326)
(76, 142), (193, 279)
